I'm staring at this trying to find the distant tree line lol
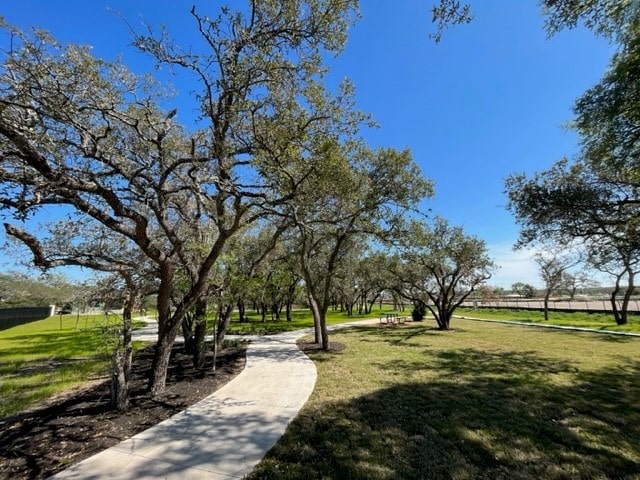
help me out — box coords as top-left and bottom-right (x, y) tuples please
(0, 272), (74, 308)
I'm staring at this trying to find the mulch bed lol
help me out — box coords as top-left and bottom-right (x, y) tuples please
(0, 342), (247, 480)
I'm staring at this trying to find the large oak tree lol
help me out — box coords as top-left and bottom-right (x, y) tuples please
(0, 0), (361, 395)
(394, 217), (494, 330)
(505, 16), (640, 324)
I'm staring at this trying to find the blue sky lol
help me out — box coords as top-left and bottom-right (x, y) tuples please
(1, 1), (614, 288)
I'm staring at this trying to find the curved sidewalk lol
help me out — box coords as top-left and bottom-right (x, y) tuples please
(49, 329), (317, 480)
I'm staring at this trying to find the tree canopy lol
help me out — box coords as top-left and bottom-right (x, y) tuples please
(505, 5), (640, 324)
(394, 217), (494, 330)
(0, 1), (363, 395)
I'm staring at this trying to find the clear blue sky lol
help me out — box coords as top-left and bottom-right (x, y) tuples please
(0, 1), (614, 288)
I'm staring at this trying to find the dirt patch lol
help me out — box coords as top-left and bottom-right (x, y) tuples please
(0, 342), (247, 480)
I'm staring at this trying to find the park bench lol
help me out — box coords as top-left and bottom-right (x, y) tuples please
(379, 313), (408, 326)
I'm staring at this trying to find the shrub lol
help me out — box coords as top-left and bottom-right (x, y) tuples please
(412, 301), (426, 321)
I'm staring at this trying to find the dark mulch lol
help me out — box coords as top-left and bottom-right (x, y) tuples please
(0, 342), (247, 480)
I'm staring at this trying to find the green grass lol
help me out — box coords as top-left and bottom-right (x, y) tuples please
(248, 319), (640, 479)
(457, 307), (640, 333)
(225, 307), (396, 335)
(0, 313), (144, 420)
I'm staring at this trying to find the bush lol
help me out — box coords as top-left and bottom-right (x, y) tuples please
(412, 301), (426, 321)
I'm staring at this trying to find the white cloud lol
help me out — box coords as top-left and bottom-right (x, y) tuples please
(486, 242), (542, 289)
(486, 241), (613, 290)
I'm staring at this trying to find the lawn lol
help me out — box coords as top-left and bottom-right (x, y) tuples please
(457, 307), (640, 333)
(0, 306), (376, 420)
(248, 319), (640, 479)
(225, 307), (394, 335)
(0, 313), (144, 420)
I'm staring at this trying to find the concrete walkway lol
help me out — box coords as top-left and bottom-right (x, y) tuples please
(49, 328), (318, 480)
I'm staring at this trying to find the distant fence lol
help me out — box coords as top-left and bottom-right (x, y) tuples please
(459, 299), (640, 315)
(0, 305), (56, 331)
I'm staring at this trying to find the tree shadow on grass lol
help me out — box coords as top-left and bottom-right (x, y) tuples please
(249, 350), (640, 480)
(594, 333), (640, 343)
(353, 325), (442, 349)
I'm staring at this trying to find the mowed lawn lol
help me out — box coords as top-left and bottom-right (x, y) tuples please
(457, 307), (640, 333)
(0, 314), (138, 419)
(249, 319), (640, 479)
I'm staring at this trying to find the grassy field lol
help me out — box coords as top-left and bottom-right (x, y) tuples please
(457, 307), (640, 333)
(225, 307), (394, 335)
(225, 306), (640, 335)
(249, 319), (640, 479)
(0, 313), (143, 420)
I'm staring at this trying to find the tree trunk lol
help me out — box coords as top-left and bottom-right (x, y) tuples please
(368, 292), (380, 314)
(148, 269), (182, 396)
(286, 300), (293, 322)
(181, 312), (195, 354)
(216, 304), (233, 349)
(434, 311), (450, 330)
(308, 295), (329, 349)
(111, 291), (133, 411)
(441, 310), (451, 330)
(611, 272), (624, 325)
(619, 270), (634, 325)
(308, 295), (322, 344)
(123, 298), (133, 382)
(193, 296), (207, 370)
(111, 350), (128, 411)
(320, 313), (329, 349)
(611, 269), (632, 326)
(543, 290), (551, 321)
(285, 281), (297, 322)
(237, 299), (246, 323)
(149, 320), (181, 396)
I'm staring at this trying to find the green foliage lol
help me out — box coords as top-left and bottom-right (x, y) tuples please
(505, 16), (640, 243)
(247, 320), (640, 479)
(0, 0), (368, 395)
(505, 17), (640, 326)
(0, 272), (75, 307)
(511, 282), (536, 298)
(411, 301), (426, 321)
(541, 0), (638, 41)
(395, 217), (495, 330)
(431, 0), (639, 43)
(429, 0), (473, 43)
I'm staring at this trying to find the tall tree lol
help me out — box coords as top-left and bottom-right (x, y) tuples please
(505, 18), (640, 324)
(395, 217), (494, 330)
(281, 142), (432, 349)
(534, 249), (578, 321)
